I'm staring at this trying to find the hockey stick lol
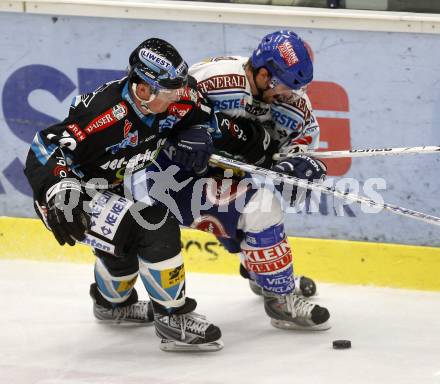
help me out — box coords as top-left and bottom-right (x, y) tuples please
(209, 154), (440, 227)
(272, 145), (440, 160)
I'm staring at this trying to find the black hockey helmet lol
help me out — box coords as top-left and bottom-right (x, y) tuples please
(128, 38), (188, 90)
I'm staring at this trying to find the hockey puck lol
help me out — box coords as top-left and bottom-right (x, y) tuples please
(332, 340), (351, 349)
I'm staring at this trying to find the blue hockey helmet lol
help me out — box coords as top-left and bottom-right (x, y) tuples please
(128, 38), (188, 90)
(251, 30), (313, 90)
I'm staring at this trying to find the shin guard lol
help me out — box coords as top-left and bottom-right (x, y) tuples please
(138, 253), (186, 312)
(94, 258), (138, 305)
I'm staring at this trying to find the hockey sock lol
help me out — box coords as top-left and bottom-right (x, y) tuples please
(240, 223), (295, 295)
(138, 253), (186, 313)
(94, 257), (138, 306)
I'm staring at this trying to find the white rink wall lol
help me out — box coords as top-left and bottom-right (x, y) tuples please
(0, 1), (439, 245)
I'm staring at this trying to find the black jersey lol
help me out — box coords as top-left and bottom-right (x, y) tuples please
(24, 76), (210, 203)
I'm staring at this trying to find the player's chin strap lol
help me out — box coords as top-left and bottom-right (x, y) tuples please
(273, 145), (440, 160)
(131, 83), (156, 114)
(208, 154), (440, 227)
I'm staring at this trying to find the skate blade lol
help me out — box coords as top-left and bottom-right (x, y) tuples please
(159, 339), (224, 352)
(94, 319), (154, 326)
(93, 315), (154, 325)
(271, 318), (331, 331)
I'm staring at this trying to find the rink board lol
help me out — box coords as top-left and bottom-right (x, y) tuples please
(1, 216), (439, 292)
(1, 11), (440, 246)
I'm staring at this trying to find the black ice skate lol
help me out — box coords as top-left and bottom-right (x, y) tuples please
(90, 283), (154, 324)
(264, 293), (330, 331)
(153, 297), (223, 352)
(240, 265), (317, 298)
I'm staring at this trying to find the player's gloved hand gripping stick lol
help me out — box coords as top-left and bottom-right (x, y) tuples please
(168, 125), (214, 175)
(45, 179), (91, 246)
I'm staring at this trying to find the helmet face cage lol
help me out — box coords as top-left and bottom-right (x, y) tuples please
(128, 38), (188, 91)
(251, 30), (313, 90)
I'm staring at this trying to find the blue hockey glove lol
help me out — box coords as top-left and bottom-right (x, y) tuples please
(272, 155), (327, 206)
(171, 125), (213, 175)
(272, 155), (327, 181)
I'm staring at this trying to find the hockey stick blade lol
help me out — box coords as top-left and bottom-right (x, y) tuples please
(209, 154), (440, 227)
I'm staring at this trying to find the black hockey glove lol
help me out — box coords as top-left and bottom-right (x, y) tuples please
(272, 155), (327, 205)
(213, 113), (278, 168)
(45, 179), (91, 246)
(170, 125), (214, 175)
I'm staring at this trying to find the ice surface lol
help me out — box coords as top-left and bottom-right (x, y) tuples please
(1, 259), (439, 384)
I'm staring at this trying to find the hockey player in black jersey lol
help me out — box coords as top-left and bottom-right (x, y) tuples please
(24, 38), (223, 352)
